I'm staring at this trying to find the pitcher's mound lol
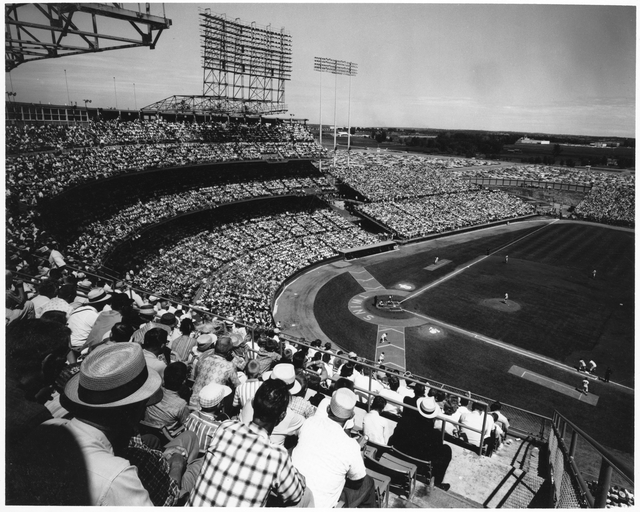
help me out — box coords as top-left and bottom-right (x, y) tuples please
(481, 298), (521, 312)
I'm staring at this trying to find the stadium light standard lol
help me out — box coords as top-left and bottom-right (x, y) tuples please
(64, 69), (71, 105)
(314, 57), (358, 167)
(113, 77), (118, 109)
(133, 82), (137, 110)
(6, 91), (17, 103)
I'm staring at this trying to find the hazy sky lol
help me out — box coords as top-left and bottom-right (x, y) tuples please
(6, 3), (636, 137)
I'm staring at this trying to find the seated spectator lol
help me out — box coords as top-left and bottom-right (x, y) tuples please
(490, 401), (510, 435)
(390, 395), (452, 491)
(140, 362), (191, 442)
(170, 318), (197, 362)
(292, 388), (376, 508)
(188, 379), (310, 507)
(184, 382), (232, 454)
(66, 288), (112, 360)
(189, 336), (240, 408)
(132, 311), (178, 344)
(254, 336), (282, 375)
(100, 322), (136, 346)
(141, 328), (169, 379)
(44, 343), (164, 505)
(232, 359), (262, 410)
(82, 293), (133, 352)
(436, 395), (462, 436)
(379, 374), (405, 415)
(363, 395), (391, 445)
(458, 401), (495, 450)
(239, 363), (305, 446)
(32, 280), (58, 318)
(288, 373), (317, 419)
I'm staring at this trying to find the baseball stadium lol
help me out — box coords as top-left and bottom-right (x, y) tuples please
(5, 3), (634, 508)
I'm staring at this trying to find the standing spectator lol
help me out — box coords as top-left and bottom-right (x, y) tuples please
(292, 388), (376, 508)
(188, 379), (310, 507)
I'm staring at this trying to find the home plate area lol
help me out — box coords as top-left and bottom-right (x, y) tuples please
(425, 258), (451, 271)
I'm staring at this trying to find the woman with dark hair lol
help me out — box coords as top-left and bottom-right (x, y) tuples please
(170, 318), (197, 362)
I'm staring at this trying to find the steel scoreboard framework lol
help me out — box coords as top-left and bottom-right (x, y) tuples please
(199, 9), (292, 115)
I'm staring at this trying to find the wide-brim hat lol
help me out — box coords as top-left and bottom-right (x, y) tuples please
(136, 304), (156, 318)
(269, 363), (301, 395)
(87, 288), (112, 305)
(228, 332), (244, 348)
(417, 396), (439, 419)
(64, 343), (162, 408)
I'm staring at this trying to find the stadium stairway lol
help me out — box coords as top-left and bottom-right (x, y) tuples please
(385, 436), (548, 508)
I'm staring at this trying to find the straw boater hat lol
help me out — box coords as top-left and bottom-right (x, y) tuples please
(63, 343), (162, 408)
(137, 304), (156, 319)
(416, 396), (439, 419)
(86, 287), (112, 305)
(262, 363), (301, 395)
(191, 334), (216, 356)
(198, 382), (232, 409)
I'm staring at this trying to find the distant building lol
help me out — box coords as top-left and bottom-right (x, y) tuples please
(516, 136), (550, 145)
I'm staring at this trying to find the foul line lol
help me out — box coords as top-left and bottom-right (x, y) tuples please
(403, 309), (633, 392)
(401, 219), (559, 303)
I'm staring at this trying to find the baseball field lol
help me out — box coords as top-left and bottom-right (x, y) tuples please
(312, 221), (634, 456)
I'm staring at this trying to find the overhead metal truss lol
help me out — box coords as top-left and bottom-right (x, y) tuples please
(5, 3), (172, 72)
(199, 10), (291, 113)
(141, 94), (288, 116)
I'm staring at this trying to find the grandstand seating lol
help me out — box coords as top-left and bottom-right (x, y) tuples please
(5, 118), (634, 507)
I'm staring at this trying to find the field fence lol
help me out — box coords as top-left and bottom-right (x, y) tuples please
(467, 177), (592, 193)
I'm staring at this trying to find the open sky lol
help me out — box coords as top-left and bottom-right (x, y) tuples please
(6, 2), (636, 137)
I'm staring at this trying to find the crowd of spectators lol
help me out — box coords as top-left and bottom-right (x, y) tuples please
(326, 151), (483, 201)
(8, 274), (511, 506)
(358, 190), (534, 239)
(575, 180), (635, 226)
(64, 176), (336, 264)
(129, 206), (379, 327)
(451, 164), (635, 189)
(6, 118), (317, 154)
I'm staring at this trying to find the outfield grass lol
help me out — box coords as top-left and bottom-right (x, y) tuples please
(312, 222), (634, 455)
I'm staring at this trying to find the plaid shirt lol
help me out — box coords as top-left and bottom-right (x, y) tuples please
(126, 435), (180, 507)
(188, 419), (305, 507)
(289, 396), (317, 419)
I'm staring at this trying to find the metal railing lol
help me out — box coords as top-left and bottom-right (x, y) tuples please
(549, 411), (634, 508)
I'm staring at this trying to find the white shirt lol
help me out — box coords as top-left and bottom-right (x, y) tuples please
(292, 414), (367, 508)
(379, 388), (404, 415)
(459, 410), (494, 447)
(67, 305), (99, 348)
(362, 410), (390, 445)
(44, 418), (152, 506)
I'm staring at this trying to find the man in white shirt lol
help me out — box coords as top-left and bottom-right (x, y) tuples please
(459, 402), (495, 448)
(362, 396), (391, 445)
(292, 388), (376, 508)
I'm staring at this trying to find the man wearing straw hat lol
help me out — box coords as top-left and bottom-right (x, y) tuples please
(292, 388), (376, 508)
(45, 343), (190, 505)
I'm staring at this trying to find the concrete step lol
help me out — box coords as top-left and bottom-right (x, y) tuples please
(384, 436), (547, 508)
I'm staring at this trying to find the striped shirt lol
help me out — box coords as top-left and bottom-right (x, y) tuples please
(184, 410), (225, 454)
(232, 379), (262, 408)
(188, 419), (305, 507)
